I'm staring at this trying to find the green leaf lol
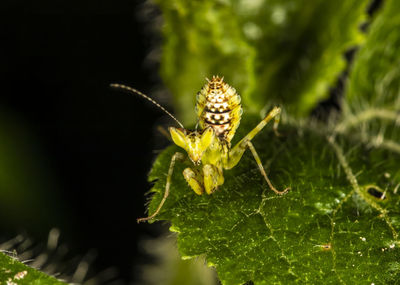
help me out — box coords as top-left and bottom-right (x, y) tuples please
(0, 252), (66, 285)
(154, 0), (256, 124)
(242, 0), (368, 117)
(346, 0), (400, 112)
(146, 117), (400, 284)
(139, 234), (218, 285)
(341, 0), (400, 153)
(153, 0), (368, 123)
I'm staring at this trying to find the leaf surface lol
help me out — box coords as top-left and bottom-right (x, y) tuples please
(147, 117), (400, 284)
(0, 252), (65, 285)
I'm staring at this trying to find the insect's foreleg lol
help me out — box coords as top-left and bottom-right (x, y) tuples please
(203, 164), (224, 195)
(137, 152), (185, 223)
(183, 168), (204, 195)
(246, 141), (289, 195)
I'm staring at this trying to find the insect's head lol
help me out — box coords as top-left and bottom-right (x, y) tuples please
(169, 127), (215, 165)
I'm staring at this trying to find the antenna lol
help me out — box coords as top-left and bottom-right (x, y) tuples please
(110, 83), (184, 128)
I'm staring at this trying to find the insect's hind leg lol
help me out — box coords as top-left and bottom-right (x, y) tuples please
(226, 106), (281, 169)
(272, 108), (282, 137)
(137, 152), (185, 223)
(246, 106), (281, 142)
(246, 141), (289, 195)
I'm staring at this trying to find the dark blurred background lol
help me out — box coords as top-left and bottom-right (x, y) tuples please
(0, 0), (166, 283)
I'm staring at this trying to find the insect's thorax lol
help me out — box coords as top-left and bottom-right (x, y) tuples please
(196, 76), (242, 144)
(201, 138), (229, 167)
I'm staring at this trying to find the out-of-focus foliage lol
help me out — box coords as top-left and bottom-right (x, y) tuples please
(346, 0), (400, 111)
(154, 0), (255, 124)
(343, 0), (400, 149)
(139, 234), (217, 285)
(145, 0), (400, 284)
(0, 112), (69, 283)
(0, 252), (65, 285)
(154, 0), (368, 123)
(0, 111), (65, 232)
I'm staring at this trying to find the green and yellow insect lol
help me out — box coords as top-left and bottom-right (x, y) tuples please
(111, 76), (289, 223)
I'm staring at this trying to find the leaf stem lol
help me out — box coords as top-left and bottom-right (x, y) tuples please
(335, 108), (400, 134)
(327, 136), (399, 240)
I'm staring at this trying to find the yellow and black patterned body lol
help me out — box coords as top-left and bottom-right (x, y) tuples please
(196, 76), (242, 144)
(168, 76), (286, 198)
(111, 76), (289, 222)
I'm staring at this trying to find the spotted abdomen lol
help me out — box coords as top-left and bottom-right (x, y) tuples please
(195, 76), (242, 143)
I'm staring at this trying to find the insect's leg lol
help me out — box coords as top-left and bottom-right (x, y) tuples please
(246, 106), (281, 142)
(137, 152), (185, 223)
(183, 168), (204, 195)
(226, 107), (281, 169)
(246, 141), (289, 195)
(203, 164), (224, 195)
(273, 109), (281, 137)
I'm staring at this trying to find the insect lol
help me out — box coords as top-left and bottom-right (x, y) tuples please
(110, 76), (289, 223)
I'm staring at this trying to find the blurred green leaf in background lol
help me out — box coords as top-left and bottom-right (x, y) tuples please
(0, 110), (66, 234)
(155, 0), (369, 123)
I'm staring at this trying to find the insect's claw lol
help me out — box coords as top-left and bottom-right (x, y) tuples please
(136, 217), (150, 223)
(273, 128), (282, 137)
(276, 187), (290, 195)
(137, 216), (156, 223)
